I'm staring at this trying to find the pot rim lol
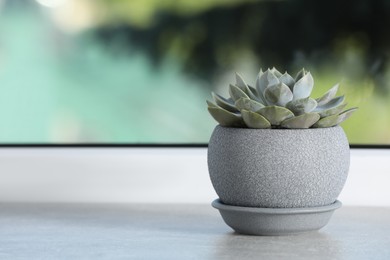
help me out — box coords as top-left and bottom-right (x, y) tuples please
(215, 125), (341, 132)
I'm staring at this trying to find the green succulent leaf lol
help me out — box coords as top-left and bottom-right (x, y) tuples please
(246, 85), (263, 102)
(207, 106), (244, 127)
(248, 85), (258, 95)
(336, 107), (358, 124)
(235, 81), (260, 102)
(264, 83), (293, 106)
(314, 95), (345, 112)
(231, 73), (255, 99)
(312, 107), (358, 127)
(280, 113), (320, 129)
(212, 92), (238, 112)
(258, 106), (294, 126)
(317, 103), (347, 118)
(316, 84), (339, 106)
(241, 109), (271, 129)
(253, 70), (267, 104)
(270, 67), (283, 78)
(293, 72), (314, 100)
(235, 72), (248, 91)
(256, 69), (280, 102)
(286, 97), (317, 116)
(279, 72), (295, 90)
(312, 114), (339, 128)
(235, 98), (265, 112)
(229, 84), (249, 101)
(295, 68), (307, 82)
(206, 100), (218, 108)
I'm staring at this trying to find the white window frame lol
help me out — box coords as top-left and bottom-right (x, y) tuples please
(0, 147), (388, 206)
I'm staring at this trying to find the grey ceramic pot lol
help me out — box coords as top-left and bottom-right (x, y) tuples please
(208, 125), (350, 208)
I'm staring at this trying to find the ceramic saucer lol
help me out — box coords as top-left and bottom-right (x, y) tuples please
(212, 199), (341, 236)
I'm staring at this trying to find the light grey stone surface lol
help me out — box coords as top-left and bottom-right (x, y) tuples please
(208, 126), (350, 208)
(0, 203), (389, 260)
(212, 199), (341, 236)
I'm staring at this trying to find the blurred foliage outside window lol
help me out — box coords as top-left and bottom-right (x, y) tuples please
(0, 0), (389, 144)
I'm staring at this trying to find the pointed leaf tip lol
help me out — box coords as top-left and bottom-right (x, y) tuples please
(337, 107), (358, 124)
(229, 84), (249, 101)
(212, 92), (239, 113)
(279, 72), (295, 90)
(293, 72), (314, 100)
(206, 100), (218, 108)
(295, 68), (307, 82)
(270, 67), (283, 78)
(316, 83), (340, 106)
(256, 70), (280, 104)
(235, 72), (248, 90)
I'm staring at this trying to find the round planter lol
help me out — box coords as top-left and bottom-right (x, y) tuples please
(208, 125), (350, 208)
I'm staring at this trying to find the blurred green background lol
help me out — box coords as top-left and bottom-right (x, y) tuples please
(0, 0), (389, 144)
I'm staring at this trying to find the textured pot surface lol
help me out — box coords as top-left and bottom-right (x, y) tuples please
(208, 126), (350, 208)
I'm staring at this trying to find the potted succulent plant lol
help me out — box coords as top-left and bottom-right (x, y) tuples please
(207, 68), (357, 235)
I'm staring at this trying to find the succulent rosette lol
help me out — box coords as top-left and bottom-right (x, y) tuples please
(207, 68), (357, 128)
